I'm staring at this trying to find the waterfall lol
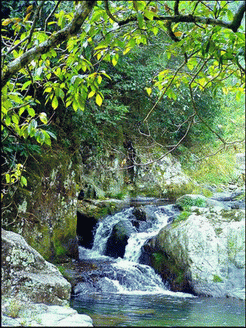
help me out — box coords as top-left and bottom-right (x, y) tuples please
(77, 202), (194, 297)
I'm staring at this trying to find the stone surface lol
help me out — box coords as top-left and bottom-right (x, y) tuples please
(1, 229), (71, 305)
(144, 202), (245, 299)
(1, 301), (93, 327)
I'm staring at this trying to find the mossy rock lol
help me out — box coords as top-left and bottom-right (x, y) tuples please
(151, 251), (191, 293)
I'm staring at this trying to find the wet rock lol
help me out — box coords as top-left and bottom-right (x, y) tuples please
(132, 207), (147, 221)
(105, 220), (136, 258)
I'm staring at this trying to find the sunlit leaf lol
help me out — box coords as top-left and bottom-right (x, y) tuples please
(39, 112), (48, 124)
(2, 18), (12, 26)
(52, 96), (58, 109)
(145, 87), (152, 96)
(88, 90), (95, 98)
(174, 31), (182, 37)
(96, 93), (103, 106)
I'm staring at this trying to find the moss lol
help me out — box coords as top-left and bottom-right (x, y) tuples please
(164, 182), (195, 200)
(151, 251), (188, 291)
(23, 223), (52, 261)
(173, 211), (191, 226)
(213, 274), (223, 283)
(52, 211), (77, 261)
(215, 227), (223, 235)
(234, 192), (245, 201)
(221, 209), (244, 222)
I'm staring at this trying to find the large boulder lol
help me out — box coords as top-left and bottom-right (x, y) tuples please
(1, 229), (71, 305)
(144, 205), (245, 299)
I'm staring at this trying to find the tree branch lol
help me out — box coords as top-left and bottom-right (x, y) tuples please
(23, 0), (45, 52)
(229, 2), (246, 32)
(118, 8), (245, 32)
(44, 0), (62, 32)
(174, 0), (180, 16)
(1, 1), (96, 89)
(104, 0), (119, 23)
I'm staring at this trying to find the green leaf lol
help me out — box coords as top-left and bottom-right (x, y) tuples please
(88, 90), (95, 98)
(72, 99), (79, 111)
(21, 80), (32, 91)
(112, 53), (119, 66)
(44, 87), (52, 93)
(137, 13), (144, 29)
(46, 130), (57, 140)
(12, 114), (19, 124)
(123, 47), (131, 55)
(52, 96), (58, 109)
(39, 112), (48, 124)
(28, 107), (35, 117)
(96, 93), (103, 106)
(21, 176), (27, 187)
(5, 116), (11, 126)
(42, 130), (51, 146)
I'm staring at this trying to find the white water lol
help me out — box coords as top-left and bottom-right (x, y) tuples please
(78, 204), (194, 297)
(123, 211), (169, 262)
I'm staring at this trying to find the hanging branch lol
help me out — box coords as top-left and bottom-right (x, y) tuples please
(104, 0), (120, 24)
(1, 1), (96, 89)
(23, 0), (45, 52)
(44, 0), (62, 32)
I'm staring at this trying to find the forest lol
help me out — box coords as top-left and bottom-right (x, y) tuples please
(2, 0), (245, 198)
(1, 1), (245, 327)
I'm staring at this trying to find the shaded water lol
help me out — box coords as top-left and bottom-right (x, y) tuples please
(71, 293), (245, 327)
(72, 201), (245, 326)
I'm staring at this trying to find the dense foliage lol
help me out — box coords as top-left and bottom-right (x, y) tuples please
(1, 0), (245, 197)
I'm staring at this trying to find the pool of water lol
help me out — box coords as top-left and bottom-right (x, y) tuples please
(70, 293), (245, 327)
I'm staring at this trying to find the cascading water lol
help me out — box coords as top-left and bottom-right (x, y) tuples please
(77, 203), (193, 297)
(71, 200), (245, 327)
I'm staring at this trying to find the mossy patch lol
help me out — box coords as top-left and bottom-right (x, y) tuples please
(172, 211), (191, 227)
(220, 209), (245, 222)
(151, 251), (189, 292)
(213, 274), (223, 283)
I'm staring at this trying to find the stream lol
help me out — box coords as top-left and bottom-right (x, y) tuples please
(70, 200), (245, 327)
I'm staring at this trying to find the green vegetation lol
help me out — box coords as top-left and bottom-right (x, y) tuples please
(152, 251), (187, 287)
(174, 210), (192, 225)
(5, 299), (22, 318)
(212, 274), (223, 283)
(176, 196), (207, 210)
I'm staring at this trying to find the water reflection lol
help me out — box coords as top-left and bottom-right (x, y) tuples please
(71, 293), (245, 327)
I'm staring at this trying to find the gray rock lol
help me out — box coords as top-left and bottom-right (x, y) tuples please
(1, 302), (93, 327)
(1, 229), (71, 305)
(148, 207), (245, 299)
